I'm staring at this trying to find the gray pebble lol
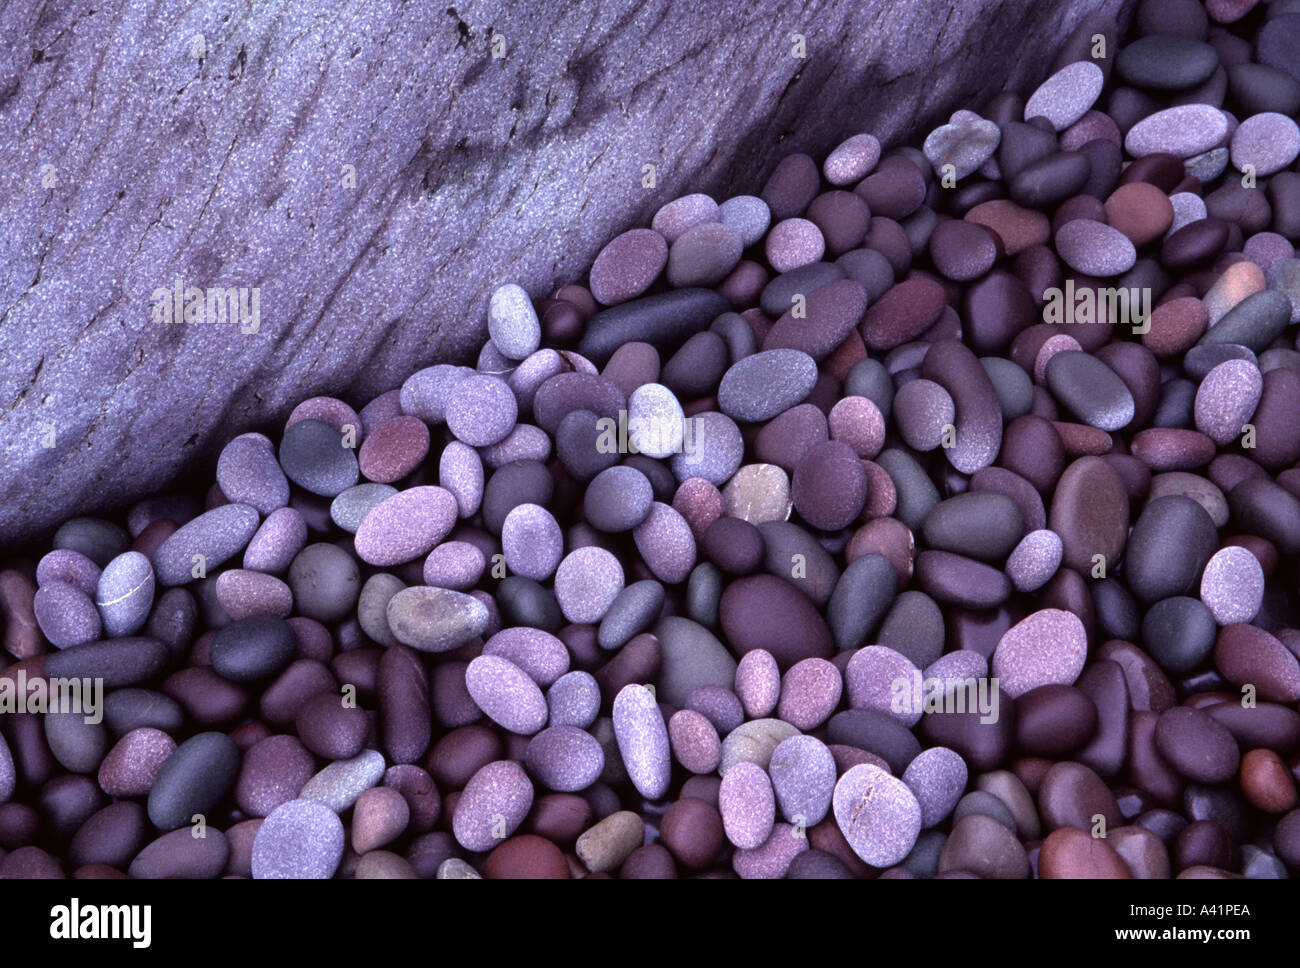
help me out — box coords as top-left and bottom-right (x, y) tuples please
(153, 504), (260, 587)
(718, 349), (818, 422)
(488, 283), (542, 361)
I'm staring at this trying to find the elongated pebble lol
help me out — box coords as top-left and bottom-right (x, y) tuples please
(632, 503), (696, 585)
(488, 283), (541, 360)
(575, 810), (644, 873)
(449, 759), (534, 852)
(735, 650), (781, 719)
(147, 732), (241, 831)
(1024, 61), (1104, 131)
(1124, 105), (1229, 159)
(300, 749), (386, 813)
(825, 134), (882, 186)
(612, 684), (671, 800)
(719, 761), (776, 849)
(153, 504), (260, 586)
(438, 441), (484, 518)
(718, 349), (818, 423)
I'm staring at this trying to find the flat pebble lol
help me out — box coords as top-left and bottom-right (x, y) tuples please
(386, 586), (489, 652)
(465, 655), (548, 735)
(1230, 112), (1300, 177)
(278, 419), (359, 497)
(1024, 61), (1105, 130)
(1054, 220), (1138, 276)
(991, 609), (1088, 698)
(153, 504), (260, 586)
(251, 799), (344, 879)
(718, 350), (818, 422)
(833, 764), (922, 867)
(1124, 105), (1229, 158)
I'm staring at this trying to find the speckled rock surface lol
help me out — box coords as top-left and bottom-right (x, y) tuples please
(0, 0), (1133, 543)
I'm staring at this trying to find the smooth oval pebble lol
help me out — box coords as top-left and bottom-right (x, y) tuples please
(252, 799), (344, 879)
(487, 283), (541, 360)
(524, 726), (604, 792)
(547, 671), (601, 729)
(833, 764), (922, 867)
(845, 645), (920, 725)
(1005, 529), (1063, 593)
(357, 416), (430, 484)
(217, 433), (290, 515)
(991, 609), (1088, 698)
(1230, 112), (1300, 177)
(612, 685), (671, 801)
(1024, 61), (1105, 131)
(278, 419), (359, 497)
(1054, 220), (1137, 276)
(554, 546), (624, 624)
(452, 760), (535, 852)
(1154, 707), (1240, 784)
(825, 134), (882, 185)
(354, 486), (458, 567)
(1049, 456), (1130, 573)
(386, 586), (488, 652)
(1124, 105), (1229, 159)
(152, 504), (260, 587)
(1199, 547), (1263, 625)
(667, 709), (722, 775)
(1116, 34), (1219, 91)
(719, 761), (776, 849)
(718, 349), (818, 423)
(902, 747), (968, 828)
(1194, 359), (1263, 446)
(44, 637), (170, 689)
(34, 581), (101, 648)
(210, 615), (296, 682)
(1125, 496), (1219, 603)
(585, 466), (653, 533)
(465, 655), (548, 735)
(777, 658), (842, 730)
(147, 732), (241, 831)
